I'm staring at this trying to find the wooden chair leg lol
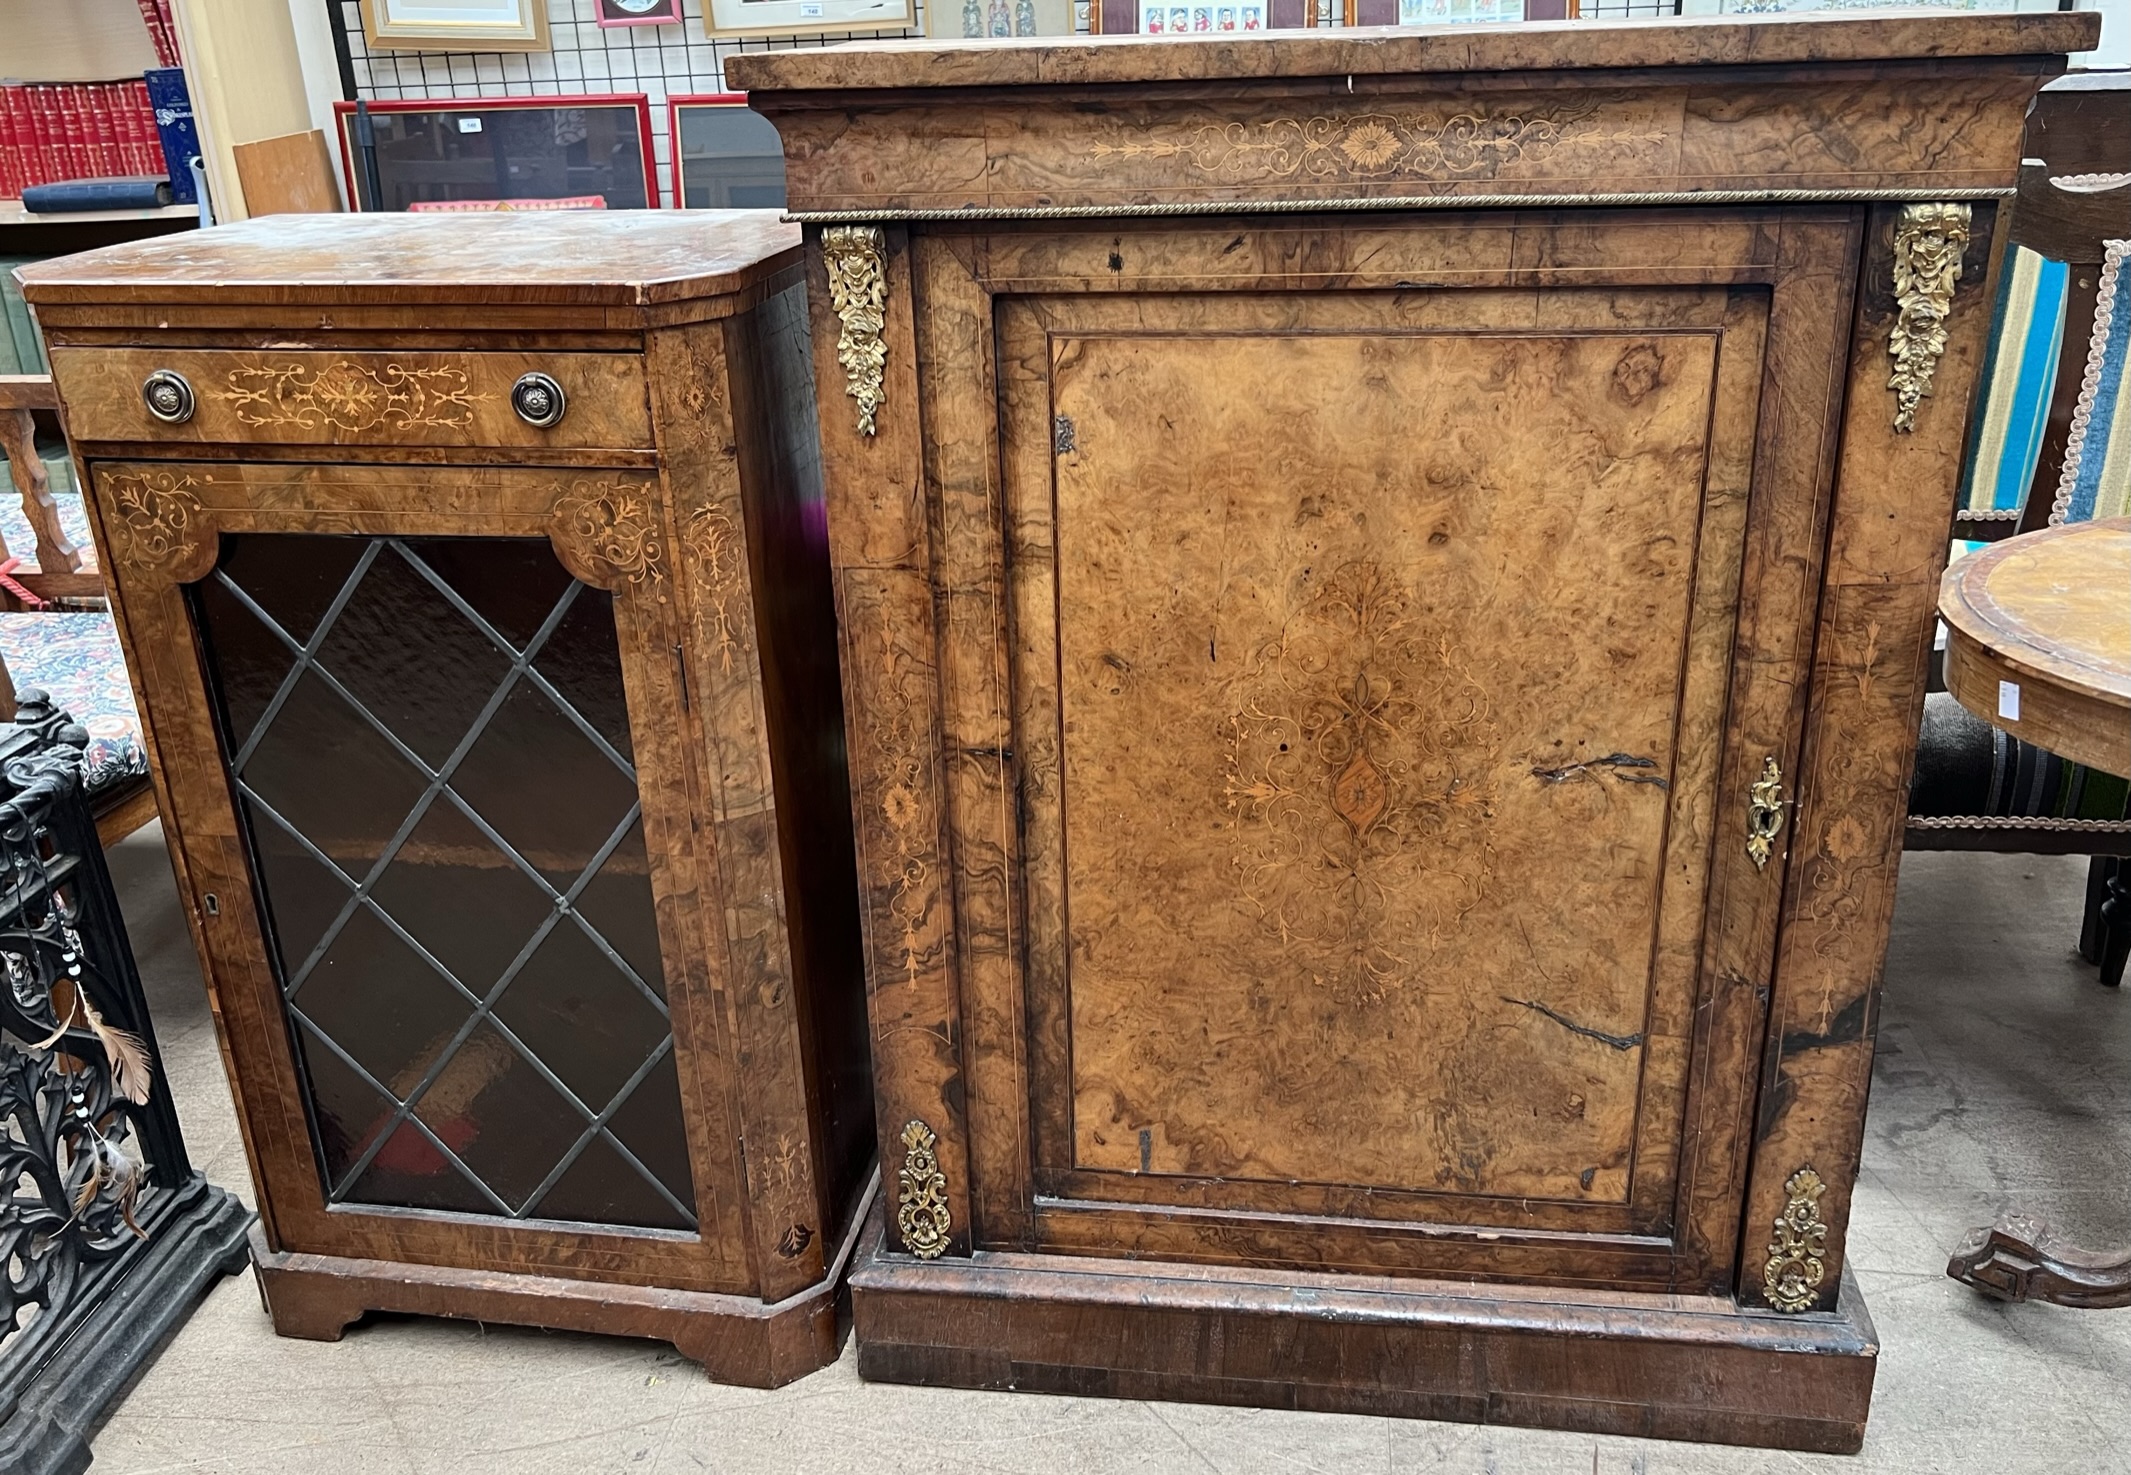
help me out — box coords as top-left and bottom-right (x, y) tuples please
(0, 405), (83, 576)
(2081, 857), (2113, 965)
(2101, 862), (2131, 991)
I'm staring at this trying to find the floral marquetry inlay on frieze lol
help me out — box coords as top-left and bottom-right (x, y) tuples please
(549, 480), (667, 590)
(215, 360), (491, 432)
(102, 470), (206, 575)
(1089, 104), (1664, 183)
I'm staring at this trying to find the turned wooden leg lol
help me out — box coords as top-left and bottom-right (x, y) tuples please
(2081, 858), (2113, 965)
(2100, 861), (2131, 991)
(1948, 1214), (2131, 1308)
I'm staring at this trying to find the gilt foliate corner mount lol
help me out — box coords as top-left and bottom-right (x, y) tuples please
(895, 1118), (951, 1259)
(821, 225), (888, 437)
(1889, 202), (1973, 434)
(1764, 1166), (1831, 1313)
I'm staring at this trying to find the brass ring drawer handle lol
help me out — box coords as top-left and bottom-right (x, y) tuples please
(141, 369), (195, 424)
(511, 372), (567, 429)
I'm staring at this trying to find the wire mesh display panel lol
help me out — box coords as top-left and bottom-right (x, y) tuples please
(335, 0), (1077, 206)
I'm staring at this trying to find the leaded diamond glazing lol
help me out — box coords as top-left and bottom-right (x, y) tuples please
(190, 534), (696, 1232)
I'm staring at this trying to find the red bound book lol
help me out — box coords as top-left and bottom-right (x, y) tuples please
(50, 85), (79, 181)
(26, 86), (58, 188)
(0, 87), (22, 199)
(83, 84), (108, 178)
(67, 84), (94, 179)
(135, 0), (182, 68)
(98, 80), (126, 176)
(130, 80), (158, 174)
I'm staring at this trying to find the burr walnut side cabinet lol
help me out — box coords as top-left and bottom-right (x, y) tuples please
(728, 9), (2098, 1450)
(16, 212), (874, 1386)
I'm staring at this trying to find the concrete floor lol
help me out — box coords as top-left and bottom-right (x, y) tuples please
(85, 830), (2131, 1474)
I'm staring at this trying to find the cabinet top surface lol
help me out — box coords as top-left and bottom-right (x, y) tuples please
(15, 210), (801, 309)
(724, 10), (2096, 95)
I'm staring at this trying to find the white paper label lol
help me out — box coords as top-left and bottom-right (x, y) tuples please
(457, 117), (483, 133)
(1998, 680), (2021, 722)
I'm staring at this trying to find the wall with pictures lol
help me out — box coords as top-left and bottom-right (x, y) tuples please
(336, 0), (1066, 207)
(332, 0), (2110, 209)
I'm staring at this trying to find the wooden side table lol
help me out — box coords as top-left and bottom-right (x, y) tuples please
(1940, 517), (2131, 1306)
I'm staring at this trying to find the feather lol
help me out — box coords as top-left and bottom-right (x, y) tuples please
(30, 996), (76, 1051)
(78, 995), (153, 1105)
(100, 1137), (146, 1240)
(71, 1150), (103, 1218)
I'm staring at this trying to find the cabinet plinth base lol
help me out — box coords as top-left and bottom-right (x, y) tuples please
(851, 1212), (1878, 1453)
(251, 1179), (874, 1389)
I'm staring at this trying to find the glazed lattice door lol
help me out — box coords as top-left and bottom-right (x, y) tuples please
(970, 271), (1828, 1289)
(94, 462), (748, 1294)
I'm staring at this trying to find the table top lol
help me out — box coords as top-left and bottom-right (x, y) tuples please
(14, 211), (801, 310)
(725, 11), (2098, 94)
(1939, 517), (2131, 779)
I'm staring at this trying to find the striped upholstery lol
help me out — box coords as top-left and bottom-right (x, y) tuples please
(1912, 693), (2130, 823)
(2051, 238), (2131, 526)
(1959, 246), (2069, 519)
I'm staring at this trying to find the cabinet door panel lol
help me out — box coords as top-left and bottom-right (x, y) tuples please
(1005, 286), (1765, 1250)
(922, 211), (1862, 1287)
(92, 461), (751, 1293)
(1051, 317), (1719, 1208)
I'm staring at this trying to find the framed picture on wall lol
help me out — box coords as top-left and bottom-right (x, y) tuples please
(334, 96), (658, 212)
(925, 0), (1075, 37)
(1345, 0), (1522, 22)
(357, 0), (549, 52)
(702, 0), (915, 38)
(1091, 0), (1308, 32)
(668, 95), (788, 209)
(596, 0), (683, 24)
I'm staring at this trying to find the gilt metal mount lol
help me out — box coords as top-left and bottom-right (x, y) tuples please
(1746, 755), (1786, 871)
(1888, 202), (1972, 434)
(821, 225), (888, 437)
(895, 1118), (951, 1259)
(1764, 1166), (1831, 1313)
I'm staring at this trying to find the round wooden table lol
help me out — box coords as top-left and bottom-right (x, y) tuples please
(1940, 516), (2131, 783)
(1940, 517), (2131, 1309)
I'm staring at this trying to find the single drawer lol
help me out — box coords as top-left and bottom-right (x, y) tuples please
(49, 346), (652, 451)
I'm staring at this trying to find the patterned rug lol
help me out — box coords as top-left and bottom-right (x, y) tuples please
(0, 611), (146, 796)
(2053, 237), (2131, 525)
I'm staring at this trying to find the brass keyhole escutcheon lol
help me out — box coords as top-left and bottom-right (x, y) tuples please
(1747, 755), (1786, 871)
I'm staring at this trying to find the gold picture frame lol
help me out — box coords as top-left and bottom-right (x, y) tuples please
(702, 0), (915, 40)
(358, 0), (551, 53)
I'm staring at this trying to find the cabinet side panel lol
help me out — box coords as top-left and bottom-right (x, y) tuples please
(724, 285), (877, 1245)
(1744, 201), (2002, 1311)
(807, 226), (977, 1256)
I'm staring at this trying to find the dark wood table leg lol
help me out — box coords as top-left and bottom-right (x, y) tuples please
(1948, 1214), (2131, 1308)
(2100, 860), (2130, 990)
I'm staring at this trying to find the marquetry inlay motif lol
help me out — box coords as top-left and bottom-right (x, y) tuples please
(1089, 106), (1663, 184)
(821, 225), (888, 437)
(1222, 559), (1500, 1007)
(549, 480), (666, 588)
(102, 470), (205, 573)
(1764, 1165), (1830, 1313)
(895, 1118), (951, 1259)
(684, 503), (746, 673)
(216, 360), (491, 432)
(1888, 202), (1972, 434)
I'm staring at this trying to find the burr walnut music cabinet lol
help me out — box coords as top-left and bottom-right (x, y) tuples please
(728, 8), (2098, 1450)
(14, 213), (874, 1386)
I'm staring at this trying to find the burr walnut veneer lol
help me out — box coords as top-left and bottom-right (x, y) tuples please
(729, 9), (2098, 1450)
(16, 213), (874, 1386)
